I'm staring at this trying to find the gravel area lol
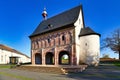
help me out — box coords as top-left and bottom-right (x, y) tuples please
(0, 68), (75, 80)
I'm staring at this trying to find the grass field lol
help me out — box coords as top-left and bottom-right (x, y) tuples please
(62, 59), (69, 64)
(113, 62), (120, 67)
(0, 64), (16, 69)
(100, 58), (120, 67)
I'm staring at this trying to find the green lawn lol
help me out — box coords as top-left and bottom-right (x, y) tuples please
(0, 72), (33, 80)
(0, 64), (33, 80)
(100, 60), (120, 67)
(113, 62), (120, 67)
(0, 64), (16, 69)
(62, 59), (69, 64)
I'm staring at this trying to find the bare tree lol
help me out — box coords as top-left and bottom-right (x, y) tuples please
(102, 53), (110, 58)
(101, 28), (120, 59)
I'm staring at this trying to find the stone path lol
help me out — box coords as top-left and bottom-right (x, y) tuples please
(0, 64), (120, 80)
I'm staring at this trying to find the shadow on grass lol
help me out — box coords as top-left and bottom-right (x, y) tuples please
(64, 64), (120, 80)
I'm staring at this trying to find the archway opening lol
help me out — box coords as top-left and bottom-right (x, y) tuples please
(59, 51), (70, 65)
(35, 53), (42, 64)
(45, 52), (54, 65)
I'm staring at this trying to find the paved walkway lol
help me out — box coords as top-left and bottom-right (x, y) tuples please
(0, 64), (120, 80)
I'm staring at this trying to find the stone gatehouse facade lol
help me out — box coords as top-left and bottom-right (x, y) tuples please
(30, 27), (76, 65)
(29, 5), (100, 66)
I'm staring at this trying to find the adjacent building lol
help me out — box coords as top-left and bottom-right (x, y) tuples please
(29, 5), (100, 66)
(0, 44), (30, 64)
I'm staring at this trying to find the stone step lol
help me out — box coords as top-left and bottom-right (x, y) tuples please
(61, 65), (88, 74)
(14, 65), (88, 74)
(15, 66), (63, 74)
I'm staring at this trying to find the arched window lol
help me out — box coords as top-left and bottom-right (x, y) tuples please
(48, 39), (50, 43)
(1, 55), (3, 62)
(62, 35), (65, 41)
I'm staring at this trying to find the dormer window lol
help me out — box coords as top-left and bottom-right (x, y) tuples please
(48, 24), (53, 29)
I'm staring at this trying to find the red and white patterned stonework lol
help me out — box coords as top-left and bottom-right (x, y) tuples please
(31, 27), (78, 66)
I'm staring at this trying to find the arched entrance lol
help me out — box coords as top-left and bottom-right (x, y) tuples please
(59, 51), (70, 65)
(35, 53), (42, 64)
(45, 52), (54, 65)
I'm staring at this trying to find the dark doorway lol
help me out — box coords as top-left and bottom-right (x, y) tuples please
(59, 51), (70, 65)
(45, 52), (54, 65)
(9, 57), (19, 64)
(35, 53), (42, 64)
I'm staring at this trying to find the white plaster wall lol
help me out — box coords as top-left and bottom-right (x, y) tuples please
(80, 35), (100, 65)
(0, 50), (10, 64)
(74, 8), (84, 65)
(0, 49), (31, 64)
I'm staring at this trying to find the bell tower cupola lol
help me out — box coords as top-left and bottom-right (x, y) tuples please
(42, 7), (47, 20)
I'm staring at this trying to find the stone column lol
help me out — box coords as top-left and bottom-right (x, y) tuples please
(71, 44), (77, 65)
(42, 50), (45, 65)
(55, 48), (58, 66)
(32, 51), (35, 65)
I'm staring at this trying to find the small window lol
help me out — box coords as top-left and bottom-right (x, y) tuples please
(48, 39), (50, 43)
(85, 43), (87, 46)
(1, 55), (3, 62)
(62, 35), (65, 41)
(79, 19), (81, 24)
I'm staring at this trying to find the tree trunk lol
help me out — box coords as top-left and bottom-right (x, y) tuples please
(119, 51), (120, 60)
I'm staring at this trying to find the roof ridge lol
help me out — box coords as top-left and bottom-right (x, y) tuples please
(30, 5), (82, 37)
(44, 5), (82, 22)
(0, 44), (30, 58)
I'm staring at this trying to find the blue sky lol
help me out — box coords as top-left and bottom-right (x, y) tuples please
(0, 0), (120, 58)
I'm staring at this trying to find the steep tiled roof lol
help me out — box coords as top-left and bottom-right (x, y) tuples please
(79, 27), (100, 37)
(0, 44), (30, 58)
(30, 5), (82, 37)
